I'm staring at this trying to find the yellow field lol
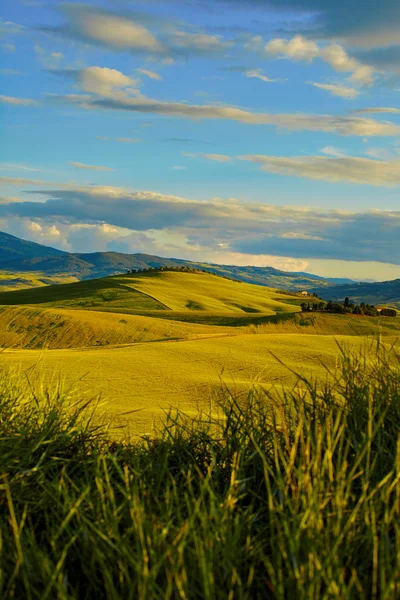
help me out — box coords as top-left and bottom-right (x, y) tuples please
(0, 333), (389, 436)
(1, 271), (398, 437)
(0, 271), (77, 292)
(0, 306), (240, 349)
(1, 304), (398, 350)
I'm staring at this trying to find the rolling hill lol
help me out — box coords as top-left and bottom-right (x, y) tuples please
(0, 231), (351, 291)
(0, 265), (398, 437)
(0, 269), (302, 317)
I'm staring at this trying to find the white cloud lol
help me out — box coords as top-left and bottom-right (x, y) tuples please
(171, 31), (232, 54)
(265, 36), (318, 62)
(364, 148), (397, 160)
(183, 152), (232, 163)
(60, 73), (400, 137)
(136, 68), (162, 80)
(321, 147), (348, 158)
(69, 162), (114, 171)
(239, 154), (400, 187)
(78, 66), (139, 96)
(245, 69), (281, 83)
(354, 107), (400, 114)
(115, 137), (141, 143)
(265, 35), (375, 86)
(63, 5), (165, 54)
(312, 83), (359, 99)
(1, 182), (399, 264)
(0, 163), (41, 172)
(0, 95), (38, 106)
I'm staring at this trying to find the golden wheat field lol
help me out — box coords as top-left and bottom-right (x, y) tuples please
(1, 271), (399, 436)
(0, 333), (377, 436)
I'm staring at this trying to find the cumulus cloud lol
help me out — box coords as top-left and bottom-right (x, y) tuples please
(266, 36), (318, 62)
(0, 182), (399, 264)
(69, 162), (114, 171)
(78, 66), (139, 96)
(239, 154), (400, 187)
(0, 95), (38, 106)
(312, 83), (359, 99)
(265, 36), (375, 85)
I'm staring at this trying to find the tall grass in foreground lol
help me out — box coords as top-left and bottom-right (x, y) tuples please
(1, 345), (399, 599)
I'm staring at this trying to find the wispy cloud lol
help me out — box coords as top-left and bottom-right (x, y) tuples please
(0, 95), (38, 106)
(312, 83), (359, 99)
(115, 137), (141, 143)
(183, 152), (232, 163)
(51, 66), (400, 137)
(69, 162), (114, 171)
(239, 154), (400, 187)
(136, 68), (162, 80)
(353, 107), (400, 114)
(245, 69), (282, 83)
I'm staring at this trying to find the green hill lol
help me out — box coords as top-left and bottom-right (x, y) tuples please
(0, 270), (302, 318)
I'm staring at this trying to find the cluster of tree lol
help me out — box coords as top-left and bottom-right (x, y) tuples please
(301, 297), (383, 317)
(128, 266), (205, 274)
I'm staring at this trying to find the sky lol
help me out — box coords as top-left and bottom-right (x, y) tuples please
(0, 0), (399, 281)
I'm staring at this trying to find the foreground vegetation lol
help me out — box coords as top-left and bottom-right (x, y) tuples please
(1, 345), (399, 599)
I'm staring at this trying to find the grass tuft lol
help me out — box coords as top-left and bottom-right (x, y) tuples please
(1, 346), (399, 599)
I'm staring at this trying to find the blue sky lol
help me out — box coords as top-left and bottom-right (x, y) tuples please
(1, 0), (399, 280)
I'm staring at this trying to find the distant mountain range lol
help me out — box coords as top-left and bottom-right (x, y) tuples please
(0, 231), (351, 290)
(0, 231), (399, 307)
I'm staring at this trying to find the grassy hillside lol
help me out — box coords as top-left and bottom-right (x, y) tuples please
(0, 271), (78, 292)
(0, 306), (240, 349)
(2, 334), (396, 436)
(0, 270), (302, 317)
(2, 306), (398, 350)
